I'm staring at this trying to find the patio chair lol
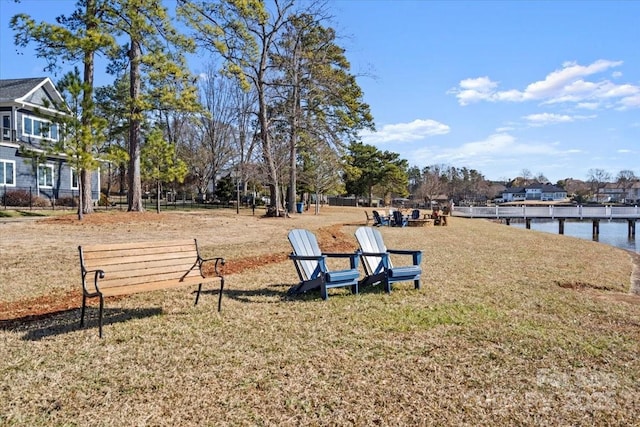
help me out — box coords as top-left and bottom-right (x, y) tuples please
(354, 226), (422, 293)
(287, 229), (360, 300)
(372, 210), (390, 226)
(391, 210), (408, 227)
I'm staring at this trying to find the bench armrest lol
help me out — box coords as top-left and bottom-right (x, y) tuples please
(199, 256), (225, 277)
(81, 269), (105, 296)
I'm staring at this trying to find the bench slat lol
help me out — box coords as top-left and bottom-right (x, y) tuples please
(90, 269), (205, 290)
(84, 257), (197, 273)
(83, 251), (198, 268)
(99, 275), (218, 297)
(81, 239), (196, 253)
(83, 245), (198, 261)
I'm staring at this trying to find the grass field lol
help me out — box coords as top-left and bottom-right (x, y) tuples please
(1, 206), (639, 426)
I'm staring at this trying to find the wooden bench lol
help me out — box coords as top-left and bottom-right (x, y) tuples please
(79, 239), (224, 337)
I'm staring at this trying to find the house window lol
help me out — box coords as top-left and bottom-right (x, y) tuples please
(24, 117), (32, 135)
(71, 168), (79, 189)
(1, 114), (10, 140)
(22, 115), (59, 141)
(0, 160), (15, 186)
(38, 164), (54, 188)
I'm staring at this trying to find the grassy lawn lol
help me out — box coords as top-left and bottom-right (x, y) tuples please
(1, 207), (638, 426)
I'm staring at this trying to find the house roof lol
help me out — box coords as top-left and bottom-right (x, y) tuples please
(0, 78), (49, 102)
(0, 77), (66, 113)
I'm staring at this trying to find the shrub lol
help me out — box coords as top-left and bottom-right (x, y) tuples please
(56, 196), (78, 207)
(2, 189), (50, 207)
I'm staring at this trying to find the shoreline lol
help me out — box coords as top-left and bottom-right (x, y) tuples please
(630, 251), (640, 295)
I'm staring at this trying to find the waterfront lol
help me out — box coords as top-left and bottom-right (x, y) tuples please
(510, 219), (639, 253)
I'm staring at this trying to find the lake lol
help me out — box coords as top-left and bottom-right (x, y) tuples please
(509, 219), (639, 253)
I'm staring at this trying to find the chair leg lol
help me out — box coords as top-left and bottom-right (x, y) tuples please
(414, 279), (421, 290)
(351, 283), (358, 295)
(384, 279), (391, 294)
(320, 284), (328, 300)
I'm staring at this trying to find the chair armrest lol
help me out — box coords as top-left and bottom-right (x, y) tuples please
(323, 251), (360, 270)
(359, 251), (388, 257)
(289, 254), (325, 261)
(387, 249), (422, 265)
(323, 252), (358, 258)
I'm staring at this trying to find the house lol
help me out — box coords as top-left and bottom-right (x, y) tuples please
(502, 183), (567, 202)
(597, 181), (640, 204)
(0, 77), (100, 205)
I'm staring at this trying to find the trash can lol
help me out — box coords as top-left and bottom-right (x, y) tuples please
(296, 202), (304, 213)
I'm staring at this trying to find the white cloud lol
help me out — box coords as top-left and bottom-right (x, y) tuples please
(523, 113), (596, 127)
(402, 132), (585, 175)
(447, 77), (498, 106)
(360, 119), (450, 144)
(524, 113), (574, 126)
(450, 59), (640, 110)
(577, 102), (599, 110)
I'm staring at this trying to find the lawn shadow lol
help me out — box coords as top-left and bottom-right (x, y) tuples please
(221, 284), (291, 304)
(0, 306), (163, 341)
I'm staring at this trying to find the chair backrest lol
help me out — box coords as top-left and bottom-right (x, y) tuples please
(355, 226), (392, 275)
(372, 210), (384, 225)
(392, 210), (404, 226)
(288, 229), (322, 281)
(411, 209), (420, 219)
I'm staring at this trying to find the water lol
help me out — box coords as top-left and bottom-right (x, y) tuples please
(510, 219), (639, 253)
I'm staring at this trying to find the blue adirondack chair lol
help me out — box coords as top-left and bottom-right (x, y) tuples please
(287, 229), (360, 300)
(391, 210), (408, 227)
(372, 210), (390, 226)
(354, 226), (422, 293)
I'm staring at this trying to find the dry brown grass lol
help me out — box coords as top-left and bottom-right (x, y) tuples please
(1, 206), (639, 426)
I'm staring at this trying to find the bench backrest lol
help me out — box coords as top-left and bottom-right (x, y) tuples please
(79, 239), (203, 295)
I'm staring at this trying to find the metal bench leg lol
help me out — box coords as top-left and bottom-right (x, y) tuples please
(80, 293), (87, 327)
(217, 278), (224, 312)
(194, 283), (203, 306)
(98, 296), (104, 338)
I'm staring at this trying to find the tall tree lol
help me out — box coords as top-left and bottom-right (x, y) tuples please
(94, 76), (131, 197)
(275, 13), (374, 213)
(178, 0), (293, 216)
(141, 127), (188, 213)
(105, 0), (198, 211)
(11, 0), (117, 217)
(54, 69), (107, 219)
(587, 168), (612, 199)
(343, 142), (407, 206)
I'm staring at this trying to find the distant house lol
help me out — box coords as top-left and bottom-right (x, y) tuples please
(0, 77), (100, 204)
(597, 182), (640, 204)
(502, 183), (567, 202)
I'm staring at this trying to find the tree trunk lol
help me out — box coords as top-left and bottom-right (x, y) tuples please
(77, 172), (84, 221)
(156, 180), (161, 214)
(81, 169), (93, 214)
(80, 3), (96, 216)
(128, 39), (144, 212)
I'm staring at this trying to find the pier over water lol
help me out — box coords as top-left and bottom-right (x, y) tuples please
(452, 205), (640, 237)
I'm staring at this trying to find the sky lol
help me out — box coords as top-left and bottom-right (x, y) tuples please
(1, 0), (639, 183)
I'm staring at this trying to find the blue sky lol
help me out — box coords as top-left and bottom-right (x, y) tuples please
(2, 0), (639, 183)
